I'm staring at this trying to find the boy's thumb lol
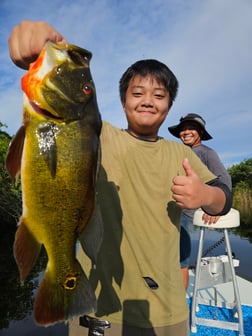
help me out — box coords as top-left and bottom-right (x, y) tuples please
(183, 158), (196, 177)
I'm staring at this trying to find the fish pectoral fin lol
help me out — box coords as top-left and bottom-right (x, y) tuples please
(14, 218), (41, 281)
(5, 125), (26, 181)
(34, 259), (96, 326)
(79, 203), (104, 265)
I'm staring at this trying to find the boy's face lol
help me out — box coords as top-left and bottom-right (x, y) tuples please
(122, 75), (171, 140)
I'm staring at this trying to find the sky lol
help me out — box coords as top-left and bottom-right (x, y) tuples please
(0, 0), (251, 168)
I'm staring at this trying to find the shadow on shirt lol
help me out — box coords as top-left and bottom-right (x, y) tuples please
(89, 165), (124, 317)
(122, 300), (155, 335)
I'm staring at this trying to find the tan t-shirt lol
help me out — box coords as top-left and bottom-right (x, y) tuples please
(78, 121), (216, 327)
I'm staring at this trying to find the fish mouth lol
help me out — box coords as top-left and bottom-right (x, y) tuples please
(30, 101), (63, 121)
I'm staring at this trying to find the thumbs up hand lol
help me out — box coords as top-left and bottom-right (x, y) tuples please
(182, 157), (196, 178)
(171, 158), (207, 209)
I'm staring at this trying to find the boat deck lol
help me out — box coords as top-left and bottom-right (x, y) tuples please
(187, 271), (252, 335)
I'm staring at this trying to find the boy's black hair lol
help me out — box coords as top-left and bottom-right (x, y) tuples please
(119, 59), (178, 107)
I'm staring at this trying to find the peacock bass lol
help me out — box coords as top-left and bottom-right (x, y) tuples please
(6, 41), (102, 326)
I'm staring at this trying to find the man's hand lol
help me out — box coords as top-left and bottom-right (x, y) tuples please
(202, 213), (220, 225)
(9, 20), (67, 69)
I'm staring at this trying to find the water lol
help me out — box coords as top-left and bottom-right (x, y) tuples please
(0, 227), (251, 335)
(190, 228), (252, 281)
(0, 319), (68, 336)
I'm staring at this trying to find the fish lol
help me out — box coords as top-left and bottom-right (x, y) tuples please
(5, 41), (102, 326)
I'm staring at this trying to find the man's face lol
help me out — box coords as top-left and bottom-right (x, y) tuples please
(179, 122), (202, 147)
(123, 75), (171, 140)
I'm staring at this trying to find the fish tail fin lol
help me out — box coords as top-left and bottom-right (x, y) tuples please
(34, 259), (97, 326)
(14, 218), (41, 280)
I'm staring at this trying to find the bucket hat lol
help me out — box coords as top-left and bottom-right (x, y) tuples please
(168, 113), (212, 140)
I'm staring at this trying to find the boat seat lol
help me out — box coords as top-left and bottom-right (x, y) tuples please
(190, 208), (244, 336)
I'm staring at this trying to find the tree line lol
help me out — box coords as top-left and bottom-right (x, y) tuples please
(227, 158), (252, 226)
(0, 122), (251, 227)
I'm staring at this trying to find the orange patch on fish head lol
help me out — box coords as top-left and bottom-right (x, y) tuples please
(21, 46), (47, 102)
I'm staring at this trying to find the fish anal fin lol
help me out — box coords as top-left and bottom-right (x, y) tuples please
(14, 218), (41, 281)
(5, 125), (26, 181)
(34, 260), (96, 326)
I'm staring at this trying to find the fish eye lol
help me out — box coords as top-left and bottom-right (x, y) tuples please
(83, 84), (92, 95)
(56, 66), (62, 74)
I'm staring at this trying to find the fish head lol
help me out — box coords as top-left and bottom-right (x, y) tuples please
(22, 41), (98, 122)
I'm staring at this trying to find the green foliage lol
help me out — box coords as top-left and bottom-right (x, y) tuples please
(228, 158), (252, 228)
(228, 158), (252, 189)
(0, 122), (48, 328)
(0, 122), (22, 223)
(233, 185), (252, 225)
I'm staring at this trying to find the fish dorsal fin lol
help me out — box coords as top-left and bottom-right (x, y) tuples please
(5, 125), (26, 181)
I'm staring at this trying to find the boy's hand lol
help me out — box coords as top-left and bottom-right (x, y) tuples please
(172, 158), (207, 209)
(9, 21), (66, 69)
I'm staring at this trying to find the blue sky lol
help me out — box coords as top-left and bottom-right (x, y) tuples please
(0, 0), (251, 167)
